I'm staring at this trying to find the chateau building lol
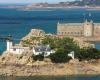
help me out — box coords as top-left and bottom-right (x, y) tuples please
(57, 20), (100, 37)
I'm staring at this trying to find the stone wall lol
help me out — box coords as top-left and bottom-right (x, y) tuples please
(94, 24), (100, 37)
(57, 21), (100, 37)
(57, 23), (83, 37)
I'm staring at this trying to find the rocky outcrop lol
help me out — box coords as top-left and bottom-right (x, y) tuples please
(22, 29), (45, 40)
(0, 53), (100, 76)
(0, 51), (33, 65)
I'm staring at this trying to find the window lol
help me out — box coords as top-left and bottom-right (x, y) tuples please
(71, 32), (73, 34)
(58, 32), (60, 34)
(13, 48), (16, 51)
(78, 32), (80, 34)
(74, 32), (76, 34)
(62, 32), (63, 35)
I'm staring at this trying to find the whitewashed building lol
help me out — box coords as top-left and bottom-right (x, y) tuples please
(6, 39), (29, 54)
(33, 45), (55, 57)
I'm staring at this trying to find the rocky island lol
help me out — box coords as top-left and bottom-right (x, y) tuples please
(0, 27), (100, 76)
(0, 53), (100, 76)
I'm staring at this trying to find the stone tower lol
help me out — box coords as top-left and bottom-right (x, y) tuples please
(83, 20), (94, 37)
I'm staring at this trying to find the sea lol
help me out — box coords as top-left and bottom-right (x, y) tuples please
(0, 7), (100, 80)
(0, 75), (100, 80)
(0, 8), (100, 53)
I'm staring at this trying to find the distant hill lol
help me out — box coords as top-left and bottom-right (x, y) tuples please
(19, 0), (100, 10)
(70, 0), (100, 6)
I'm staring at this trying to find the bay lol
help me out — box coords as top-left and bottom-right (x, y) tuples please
(0, 8), (100, 53)
(0, 7), (100, 80)
(0, 75), (100, 80)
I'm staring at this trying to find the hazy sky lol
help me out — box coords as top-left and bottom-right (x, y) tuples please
(0, 0), (75, 4)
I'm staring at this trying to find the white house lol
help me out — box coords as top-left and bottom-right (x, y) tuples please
(33, 45), (55, 57)
(6, 39), (29, 54)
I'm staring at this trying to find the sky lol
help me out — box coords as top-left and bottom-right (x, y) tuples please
(0, 0), (75, 4)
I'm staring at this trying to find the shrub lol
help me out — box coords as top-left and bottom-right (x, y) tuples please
(50, 48), (71, 63)
(77, 48), (100, 60)
(33, 53), (44, 61)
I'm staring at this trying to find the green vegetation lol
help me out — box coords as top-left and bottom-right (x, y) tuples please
(42, 37), (80, 63)
(31, 37), (100, 63)
(31, 36), (40, 41)
(33, 53), (44, 61)
(50, 48), (70, 63)
(42, 37), (80, 51)
(23, 40), (30, 47)
(77, 48), (100, 61)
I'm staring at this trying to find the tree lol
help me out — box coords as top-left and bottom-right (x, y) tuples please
(42, 37), (100, 62)
(42, 37), (80, 51)
(77, 47), (100, 61)
(50, 48), (70, 63)
(42, 37), (80, 62)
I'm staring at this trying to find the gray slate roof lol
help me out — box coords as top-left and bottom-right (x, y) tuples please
(34, 45), (51, 52)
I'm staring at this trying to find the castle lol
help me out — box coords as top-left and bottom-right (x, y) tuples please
(57, 20), (100, 37)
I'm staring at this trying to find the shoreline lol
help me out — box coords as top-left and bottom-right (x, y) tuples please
(0, 55), (100, 77)
(0, 74), (100, 77)
(20, 6), (100, 11)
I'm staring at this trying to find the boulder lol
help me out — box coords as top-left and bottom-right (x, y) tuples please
(69, 59), (79, 64)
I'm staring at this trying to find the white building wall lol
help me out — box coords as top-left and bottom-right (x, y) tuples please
(10, 48), (25, 54)
(7, 40), (13, 51)
(33, 48), (55, 57)
(44, 52), (50, 57)
(6, 39), (29, 54)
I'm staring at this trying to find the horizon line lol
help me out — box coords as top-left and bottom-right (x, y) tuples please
(0, 1), (74, 4)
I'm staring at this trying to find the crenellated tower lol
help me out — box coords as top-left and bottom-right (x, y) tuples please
(83, 20), (94, 37)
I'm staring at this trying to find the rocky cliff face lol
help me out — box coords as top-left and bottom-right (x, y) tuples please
(0, 51), (33, 65)
(0, 53), (100, 76)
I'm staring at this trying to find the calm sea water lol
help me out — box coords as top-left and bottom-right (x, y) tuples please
(0, 75), (100, 80)
(0, 8), (100, 53)
(0, 7), (100, 80)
